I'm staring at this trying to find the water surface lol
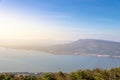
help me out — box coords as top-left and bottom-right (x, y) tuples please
(0, 48), (120, 72)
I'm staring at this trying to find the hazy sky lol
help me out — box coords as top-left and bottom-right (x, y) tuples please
(0, 0), (120, 42)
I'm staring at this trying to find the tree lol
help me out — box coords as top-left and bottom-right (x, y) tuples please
(43, 73), (56, 80)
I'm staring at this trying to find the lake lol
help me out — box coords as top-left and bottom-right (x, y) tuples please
(0, 47), (120, 72)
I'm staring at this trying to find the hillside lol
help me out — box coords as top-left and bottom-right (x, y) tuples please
(1, 39), (120, 57)
(45, 39), (120, 57)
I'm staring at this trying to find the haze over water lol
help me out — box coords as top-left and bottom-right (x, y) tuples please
(0, 48), (119, 72)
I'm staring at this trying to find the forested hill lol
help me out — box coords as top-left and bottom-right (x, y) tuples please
(0, 67), (120, 80)
(45, 39), (120, 57)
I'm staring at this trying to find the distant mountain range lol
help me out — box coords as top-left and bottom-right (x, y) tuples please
(1, 39), (120, 57)
(44, 39), (120, 57)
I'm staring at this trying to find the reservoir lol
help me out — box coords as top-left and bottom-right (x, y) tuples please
(0, 48), (120, 72)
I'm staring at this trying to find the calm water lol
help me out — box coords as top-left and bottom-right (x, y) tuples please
(0, 47), (120, 72)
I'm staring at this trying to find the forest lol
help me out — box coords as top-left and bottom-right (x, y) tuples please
(0, 67), (120, 80)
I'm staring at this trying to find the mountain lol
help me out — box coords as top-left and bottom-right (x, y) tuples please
(45, 39), (120, 57)
(1, 39), (120, 57)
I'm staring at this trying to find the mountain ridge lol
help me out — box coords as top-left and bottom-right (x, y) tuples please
(45, 39), (120, 57)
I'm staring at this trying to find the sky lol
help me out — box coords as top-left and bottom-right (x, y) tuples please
(0, 0), (120, 44)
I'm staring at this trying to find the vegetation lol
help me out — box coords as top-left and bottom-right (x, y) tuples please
(1, 67), (120, 80)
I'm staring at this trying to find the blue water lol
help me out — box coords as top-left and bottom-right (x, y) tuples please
(0, 48), (120, 72)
